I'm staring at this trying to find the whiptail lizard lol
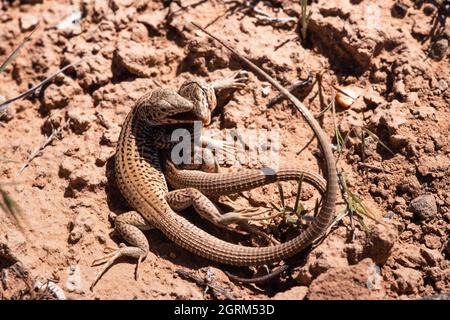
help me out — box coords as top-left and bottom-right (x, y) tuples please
(90, 25), (337, 289)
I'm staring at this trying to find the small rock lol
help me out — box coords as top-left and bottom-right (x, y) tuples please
(338, 110), (364, 136)
(393, 80), (407, 100)
(372, 70), (387, 83)
(59, 158), (80, 178)
(364, 224), (398, 264)
(307, 259), (385, 300)
(69, 168), (107, 192)
(67, 108), (96, 134)
(429, 39), (448, 61)
(96, 234), (107, 244)
(391, 2), (408, 18)
(363, 88), (384, 108)
(100, 126), (121, 146)
(19, 14), (39, 31)
(272, 286), (308, 300)
(222, 102), (250, 128)
(423, 234), (441, 249)
(419, 247), (442, 267)
(408, 194), (437, 221)
(370, 100), (407, 134)
(335, 85), (363, 109)
(413, 106), (435, 120)
(394, 244), (427, 268)
(69, 169), (90, 190)
(292, 267), (313, 286)
(95, 149), (113, 167)
(423, 4), (436, 15)
(261, 84), (271, 97)
(115, 39), (159, 77)
(130, 23), (148, 43)
(137, 9), (167, 32)
(76, 56), (113, 90)
(69, 210), (94, 243)
(392, 267), (423, 294)
(389, 134), (409, 149)
(43, 77), (83, 111)
(42, 109), (65, 135)
(436, 79), (448, 92)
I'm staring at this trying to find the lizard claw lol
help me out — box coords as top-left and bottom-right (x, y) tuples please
(227, 70), (249, 89)
(90, 244), (146, 291)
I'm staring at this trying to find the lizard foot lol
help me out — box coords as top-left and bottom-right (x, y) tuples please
(211, 70), (249, 90)
(90, 243), (146, 290)
(200, 136), (236, 161)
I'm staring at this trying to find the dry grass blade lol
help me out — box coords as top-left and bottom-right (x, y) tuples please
(17, 126), (62, 176)
(0, 56), (93, 111)
(363, 128), (395, 155)
(0, 184), (28, 237)
(293, 174), (304, 214)
(337, 171), (386, 233)
(277, 182), (285, 208)
(300, 0), (312, 41)
(0, 187), (21, 216)
(0, 24), (39, 74)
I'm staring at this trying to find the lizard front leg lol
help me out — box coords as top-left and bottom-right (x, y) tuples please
(90, 211), (153, 290)
(210, 70), (249, 91)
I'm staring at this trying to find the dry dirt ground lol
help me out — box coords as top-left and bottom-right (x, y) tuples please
(0, 0), (449, 300)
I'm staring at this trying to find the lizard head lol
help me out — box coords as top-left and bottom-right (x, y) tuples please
(136, 79), (216, 126)
(178, 79), (216, 126)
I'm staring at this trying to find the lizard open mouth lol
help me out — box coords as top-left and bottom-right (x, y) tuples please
(166, 111), (209, 125)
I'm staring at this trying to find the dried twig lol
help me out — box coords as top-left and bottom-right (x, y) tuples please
(267, 74), (314, 108)
(0, 56), (93, 112)
(17, 127), (62, 176)
(175, 269), (235, 300)
(358, 162), (392, 174)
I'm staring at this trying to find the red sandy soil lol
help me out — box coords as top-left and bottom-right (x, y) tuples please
(0, 0), (449, 300)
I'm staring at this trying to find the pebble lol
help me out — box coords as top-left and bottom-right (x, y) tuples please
(393, 80), (407, 100)
(436, 79), (448, 92)
(67, 108), (95, 134)
(392, 2), (408, 18)
(423, 234), (441, 249)
(393, 267), (423, 294)
(429, 39), (448, 61)
(408, 194), (437, 221)
(19, 14), (39, 32)
(273, 286), (308, 300)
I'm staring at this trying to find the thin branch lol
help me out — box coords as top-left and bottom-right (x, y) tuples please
(0, 56), (94, 112)
(175, 269), (235, 300)
(17, 127), (62, 176)
(358, 162), (392, 174)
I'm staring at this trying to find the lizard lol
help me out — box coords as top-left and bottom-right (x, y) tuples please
(90, 26), (337, 289)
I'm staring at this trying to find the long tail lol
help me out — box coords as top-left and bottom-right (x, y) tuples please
(164, 161), (327, 196)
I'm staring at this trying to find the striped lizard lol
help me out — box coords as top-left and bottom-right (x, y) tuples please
(90, 25), (337, 289)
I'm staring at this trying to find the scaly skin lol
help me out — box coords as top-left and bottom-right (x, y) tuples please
(90, 27), (337, 288)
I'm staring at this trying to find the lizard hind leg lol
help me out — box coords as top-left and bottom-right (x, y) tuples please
(90, 211), (152, 290)
(166, 188), (278, 245)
